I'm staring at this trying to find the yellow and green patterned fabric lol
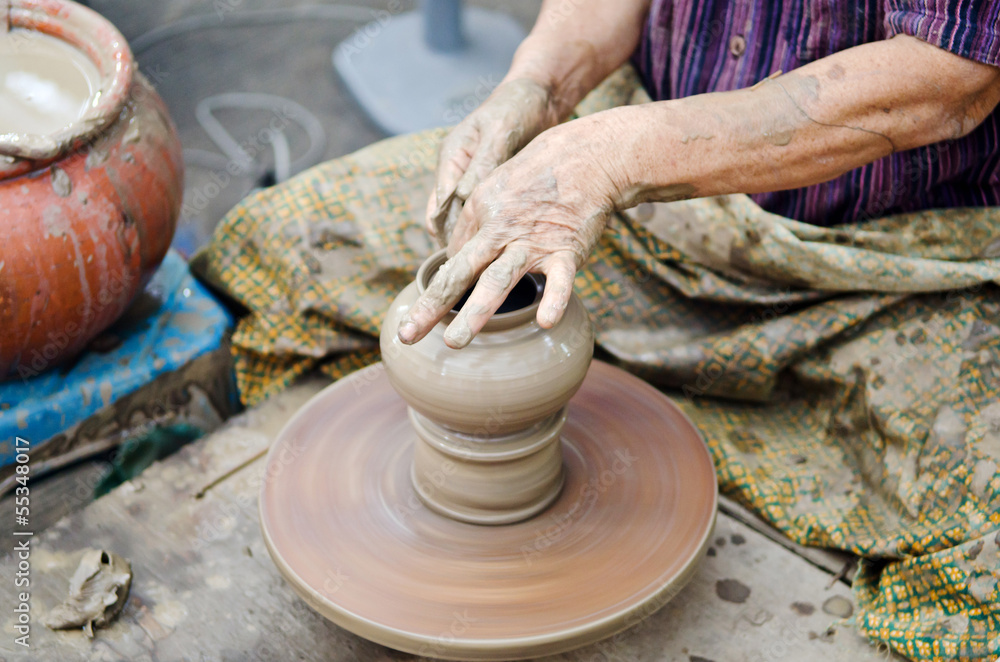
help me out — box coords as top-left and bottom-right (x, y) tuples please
(192, 67), (1000, 661)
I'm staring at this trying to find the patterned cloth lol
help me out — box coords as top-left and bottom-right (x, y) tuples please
(191, 67), (1000, 661)
(632, 0), (1000, 226)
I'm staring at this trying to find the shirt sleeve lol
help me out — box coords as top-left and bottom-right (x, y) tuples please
(883, 0), (1000, 66)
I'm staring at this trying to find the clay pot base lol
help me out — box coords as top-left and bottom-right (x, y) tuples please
(260, 361), (717, 661)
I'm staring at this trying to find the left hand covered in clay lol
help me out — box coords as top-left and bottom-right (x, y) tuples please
(397, 114), (628, 349)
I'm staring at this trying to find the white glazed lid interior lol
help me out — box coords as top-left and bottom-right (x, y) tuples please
(0, 0), (133, 162)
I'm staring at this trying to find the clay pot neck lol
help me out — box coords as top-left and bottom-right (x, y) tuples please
(415, 250), (543, 332)
(0, 0), (134, 174)
(410, 408), (567, 525)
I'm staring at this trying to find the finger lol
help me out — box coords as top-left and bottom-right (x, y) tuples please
(536, 252), (578, 328)
(453, 124), (520, 201)
(445, 191), (485, 258)
(453, 164), (480, 203)
(430, 190), (461, 249)
(425, 188), (439, 238)
(439, 195), (464, 250)
(397, 235), (497, 345)
(429, 188), (455, 240)
(453, 148), (500, 202)
(429, 128), (478, 222)
(443, 248), (530, 349)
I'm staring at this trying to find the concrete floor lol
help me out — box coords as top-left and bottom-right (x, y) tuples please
(84, 0), (542, 254)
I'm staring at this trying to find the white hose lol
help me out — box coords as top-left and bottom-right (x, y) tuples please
(191, 92), (327, 184)
(132, 7), (365, 188)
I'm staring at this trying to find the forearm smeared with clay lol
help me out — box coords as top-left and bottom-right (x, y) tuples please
(611, 35), (1000, 207)
(503, 0), (651, 120)
(403, 34), (1000, 350)
(425, 0), (650, 244)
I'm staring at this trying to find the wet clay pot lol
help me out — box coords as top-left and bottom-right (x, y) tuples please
(380, 250), (595, 524)
(263, 251), (715, 659)
(0, 0), (184, 380)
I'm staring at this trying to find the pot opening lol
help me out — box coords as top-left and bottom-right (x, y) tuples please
(416, 250), (544, 327)
(1, 0), (135, 167)
(0, 30), (101, 138)
(451, 274), (541, 315)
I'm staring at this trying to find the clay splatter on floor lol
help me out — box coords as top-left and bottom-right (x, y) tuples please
(791, 601), (816, 615)
(822, 595), (854, 618)
(715, 578), (751, 603)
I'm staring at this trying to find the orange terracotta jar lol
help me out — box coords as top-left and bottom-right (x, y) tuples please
(0, 0), (183, 380)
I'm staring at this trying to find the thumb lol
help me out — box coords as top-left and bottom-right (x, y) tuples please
(454, 150), (504, 201)
(425, 188), (440, 238)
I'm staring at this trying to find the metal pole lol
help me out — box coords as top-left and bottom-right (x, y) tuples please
(422, 0), (466, 53)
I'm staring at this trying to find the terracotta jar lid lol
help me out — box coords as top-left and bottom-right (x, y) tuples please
(0, 0), (184, 381)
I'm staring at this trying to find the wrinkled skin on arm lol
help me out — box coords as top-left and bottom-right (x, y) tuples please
(401, 26), (1000, 350)
(425, 0), (652, 246)
(400, 0), (651, 347)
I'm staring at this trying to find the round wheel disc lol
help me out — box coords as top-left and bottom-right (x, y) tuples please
(260, 360), (717, 660)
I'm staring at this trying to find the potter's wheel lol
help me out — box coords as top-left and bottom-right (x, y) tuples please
(260, 360), (717, 660)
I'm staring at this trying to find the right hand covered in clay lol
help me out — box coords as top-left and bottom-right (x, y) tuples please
(401, 111), (648, 350)
(426, 78), (560, 246)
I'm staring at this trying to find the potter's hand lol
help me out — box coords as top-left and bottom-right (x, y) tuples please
(426, 78), (559, 246)
(402, 115), (627, 349)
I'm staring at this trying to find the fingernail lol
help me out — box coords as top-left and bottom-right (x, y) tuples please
(398, 322), (417, 343)
(443, 321), (473, 349)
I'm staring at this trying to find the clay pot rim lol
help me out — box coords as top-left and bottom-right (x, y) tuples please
(0, 0), (134, 167)
(416, 249), (544, 332)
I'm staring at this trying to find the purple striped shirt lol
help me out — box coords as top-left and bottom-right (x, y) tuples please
(633, 0), (1000, 226)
